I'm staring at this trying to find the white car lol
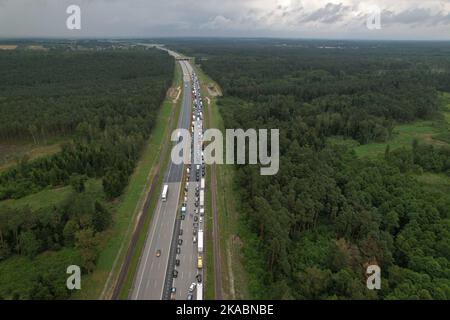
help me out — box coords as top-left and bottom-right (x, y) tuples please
(189, 282), (197, 292)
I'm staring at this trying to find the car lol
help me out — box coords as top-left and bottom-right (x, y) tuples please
(193, 236), (197, 243)
(175, 259), (180, 266)
(179, 229), (183, 236)
(156, 250), (161, 257)
(197, 256), (203, 269)
(199, 217), (203, 224)
(194, 216), (198, 222)
(178, 239), (183, 245)
(181, 215), (185, 220)
(173, 270), (178, 278)
(193, 222), (199, 229)
(189, 282), (197, 292)
(193, 229), (197, 236)
(171, 287), (176, 293)
(195, 202), (199, 207)
(177, 247), (181, 254)
(196, 274), (202, 283)
(187, 293), (193, 300)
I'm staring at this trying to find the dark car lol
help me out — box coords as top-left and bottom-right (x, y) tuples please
(196, 274), (202, 283)
(178, 239), (183, 245)
(173, 270), (178, 278)
(194, 216), (198, 222)
(175, 259), (180, 266)
(176, 247), (181, 254)
(179, 229), (183, 236)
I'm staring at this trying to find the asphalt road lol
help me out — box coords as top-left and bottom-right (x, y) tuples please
(130, 59), (192, 300)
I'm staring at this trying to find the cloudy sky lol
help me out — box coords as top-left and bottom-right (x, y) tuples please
(1, 0), (450, 40)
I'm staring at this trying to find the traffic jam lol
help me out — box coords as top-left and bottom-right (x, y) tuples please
(171, 71), (206, 300)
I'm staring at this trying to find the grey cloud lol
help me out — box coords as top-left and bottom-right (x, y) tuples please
(301, 3), (351, 24)
(381, 8), (450, 27)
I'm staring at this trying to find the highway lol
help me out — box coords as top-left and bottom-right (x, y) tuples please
(130, 49), (205, 300)
(171, 68), (205, 300)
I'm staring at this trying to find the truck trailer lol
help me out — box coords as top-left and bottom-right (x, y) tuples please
(198, 230), (204, 253)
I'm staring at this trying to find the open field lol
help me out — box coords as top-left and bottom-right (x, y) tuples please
(352, 92), (450, 159)
(415, 172), (450, 194)
(0, 140), (64, 172)
(0, 45), (17, 50)
(2, 179), (103, 211)
(26, 45), (47, 51)
(354, 120), (447, 158)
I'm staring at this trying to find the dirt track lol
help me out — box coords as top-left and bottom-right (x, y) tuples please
(207, 95), (223, 300)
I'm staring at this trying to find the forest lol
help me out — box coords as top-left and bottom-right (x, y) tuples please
(170, 39), (450, 299)
(0, 45), (174, 299)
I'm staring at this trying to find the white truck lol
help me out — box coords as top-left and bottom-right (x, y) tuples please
(200, 190), (204, 208)
(161, 184), (169, 201)
(198, 230), (204, 253)
(201, 178), (205, 190)
(196, 283), (203, 300)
